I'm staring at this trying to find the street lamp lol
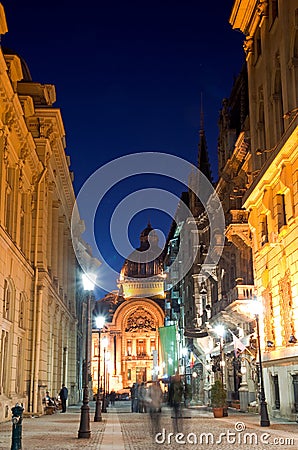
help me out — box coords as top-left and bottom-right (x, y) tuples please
(101, 336), (108, 413)
(214, 325), (225, 386)
(78, 273), (95, 439)
(214, 325), (227, 416)
(181, 347), (188, 384)
(255, 306), (270, 427)
(94, 316), (105, 422)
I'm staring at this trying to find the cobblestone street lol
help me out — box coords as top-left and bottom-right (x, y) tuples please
(0, 401), (297, 449)
(119, 404), (298, 450)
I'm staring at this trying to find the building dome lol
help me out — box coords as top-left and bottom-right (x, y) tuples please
(120, 222), (163, 279)
(139, 221), (159, 250)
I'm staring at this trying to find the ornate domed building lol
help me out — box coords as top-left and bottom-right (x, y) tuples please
(118, 221), (165, 299)
(92, 223), (166, 391)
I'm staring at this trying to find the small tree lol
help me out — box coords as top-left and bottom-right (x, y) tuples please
(210, 380), (226, 408)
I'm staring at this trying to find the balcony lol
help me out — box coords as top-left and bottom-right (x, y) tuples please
(225, 210), (251, 250)
(212, 284), (255, 320)
(123, 354), (152, 361)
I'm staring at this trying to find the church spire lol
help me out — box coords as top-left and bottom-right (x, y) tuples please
(198, 93), (213, 183)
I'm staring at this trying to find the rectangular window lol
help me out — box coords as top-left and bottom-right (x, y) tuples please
(3, 280), (11, 321)
(272, 375), (280, 409)
(269, 0), (278, 29)
(137, 339), (145, 357)
(261, 215), (269, 245)
(254, 29), (262, 64)
(277, 194), (287, 231)
(272, 0), (278, 21)
(292, 375), (298, 413)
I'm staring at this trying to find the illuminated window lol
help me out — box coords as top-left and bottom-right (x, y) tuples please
(137, 339), (145, 356)
(127, 339), (132, 356)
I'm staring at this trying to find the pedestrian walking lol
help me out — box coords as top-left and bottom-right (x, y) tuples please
(184, 382), (192, 408)
(148, 381), (163, 436)
(168, 373), (183, 432)
(110, 389), (116, 406)
(138, 382), (147, 413)
(130, 383), (139, 412)
(59, 384), (68, 413)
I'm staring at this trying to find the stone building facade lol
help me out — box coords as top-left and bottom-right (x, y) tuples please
(0, 7), (86, 420)
(230, 0), (298, 421)
(163, 1), (298, 420)
(91, 223), (165, 393)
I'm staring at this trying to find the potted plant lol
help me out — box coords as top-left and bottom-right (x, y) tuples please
(210, 380), (227, 418)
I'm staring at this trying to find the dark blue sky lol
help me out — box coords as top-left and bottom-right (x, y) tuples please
(3, 1), (245, 295)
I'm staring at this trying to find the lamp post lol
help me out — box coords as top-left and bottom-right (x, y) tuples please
(255, 313), (270, 427)
(214, 325), (225, 386)
(182, 347), (188, 385)
(94, 316), (105, 422)
(78, 273), (94, 439)
(214, 325), (227, 416)
(101, 336), (108, 413)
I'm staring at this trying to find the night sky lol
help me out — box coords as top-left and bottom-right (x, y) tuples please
(3, 1), (245, 296)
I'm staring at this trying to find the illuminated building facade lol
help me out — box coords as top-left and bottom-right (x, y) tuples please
(164, 1), (298, 420)
(230, 0), (298, 420)
(0, 7), (86, 420)
(92, 223), (165, 393)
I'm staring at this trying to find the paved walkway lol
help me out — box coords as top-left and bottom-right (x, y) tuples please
(101, 406), (125, 450)
(0, 401), (297, 449)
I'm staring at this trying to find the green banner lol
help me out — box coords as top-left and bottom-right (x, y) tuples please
(159, 325), (178, 377)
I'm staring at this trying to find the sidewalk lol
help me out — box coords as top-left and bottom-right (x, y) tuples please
(0, 403), (107, 450)
(0, 402), (297, 449)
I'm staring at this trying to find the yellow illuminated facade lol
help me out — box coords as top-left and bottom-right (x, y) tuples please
(91, 223), (165, 393)
(230, 0), (298, 420)
(0, 6), (86, 420)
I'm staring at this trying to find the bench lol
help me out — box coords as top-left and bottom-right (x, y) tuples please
(44, 405), (56, 415)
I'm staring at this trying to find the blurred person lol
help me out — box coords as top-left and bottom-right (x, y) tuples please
(130, 383), (139, 412)
(148, 381), (163, 435)
(110, 389), (116, 405)
(168, 373), (183, 432)
(138, 382), (147, 413)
